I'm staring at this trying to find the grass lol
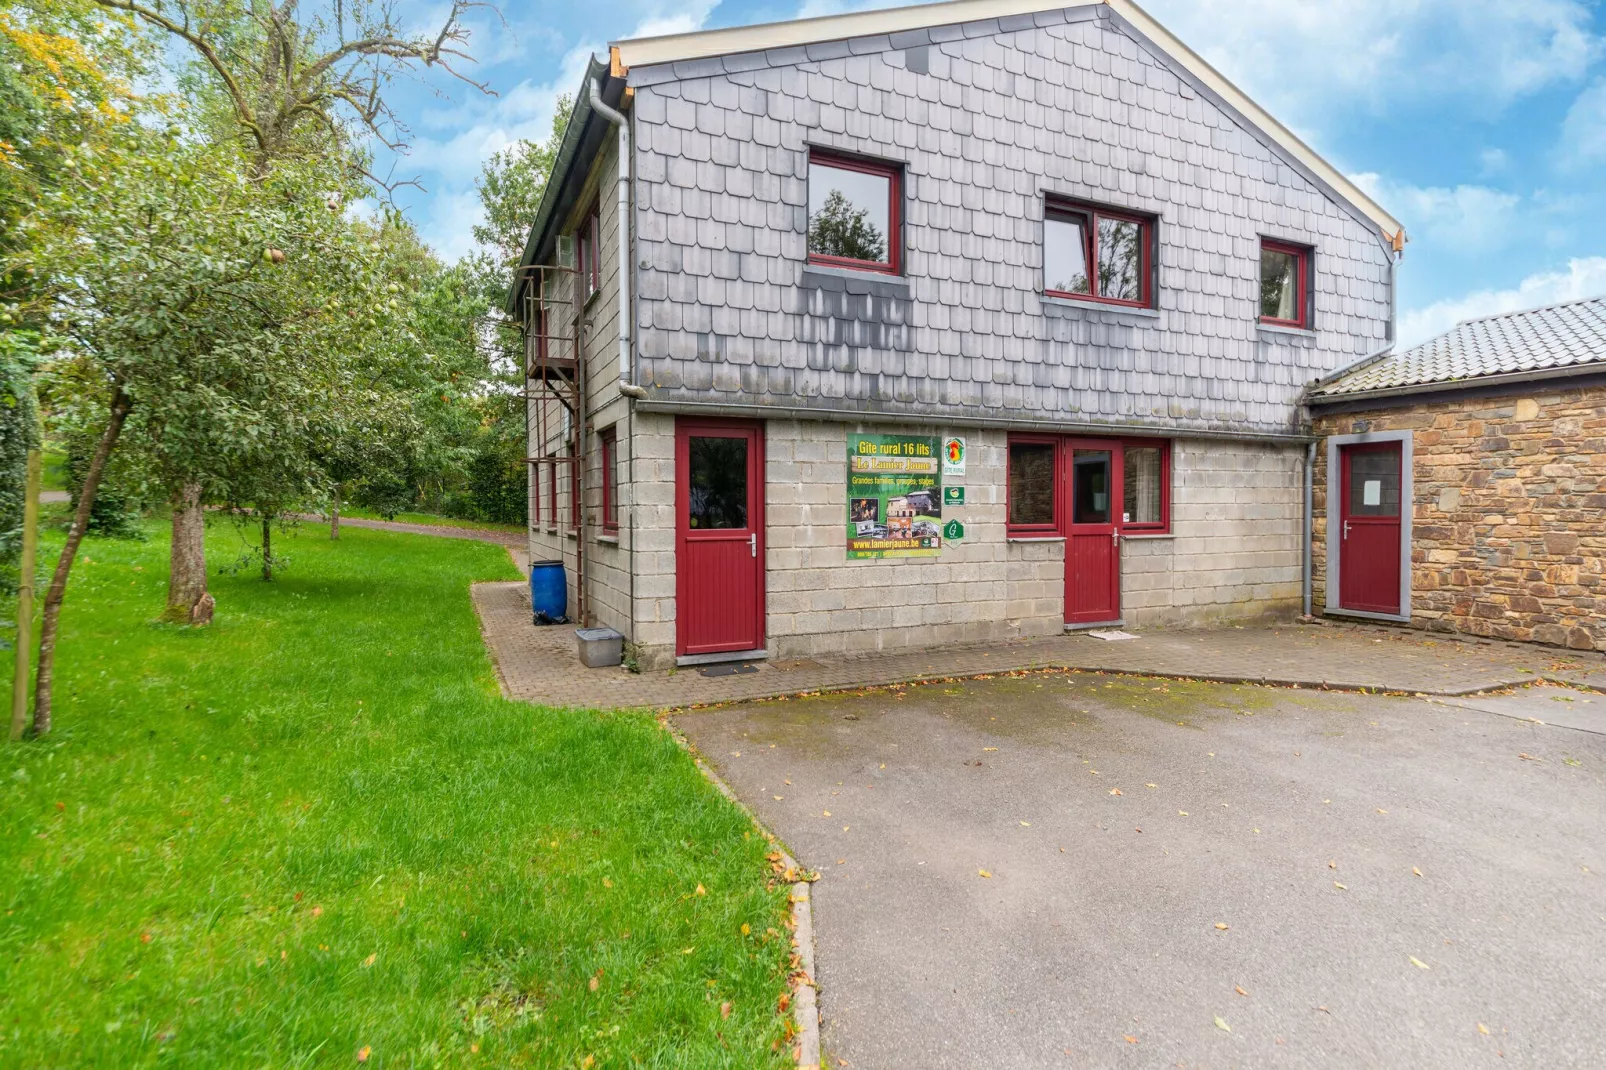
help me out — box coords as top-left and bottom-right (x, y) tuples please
(0, 520), (793, 1066)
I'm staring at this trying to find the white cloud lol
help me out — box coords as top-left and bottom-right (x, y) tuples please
(404, 0), (721, 260)
(1143, 0), (1602, 125)
(1398, 257), (1606, 346)
(1559, 78), (1606, 167)
(1351, 172), (1522, 253)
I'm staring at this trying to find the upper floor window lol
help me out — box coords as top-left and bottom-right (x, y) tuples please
(807, 150), (901, 275)
(577, 208), (600, 298)
(1044, 200), (1154, 308)
(1259, 239), (1310, 329)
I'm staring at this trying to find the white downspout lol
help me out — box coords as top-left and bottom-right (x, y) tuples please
(590, 79), (647, 400)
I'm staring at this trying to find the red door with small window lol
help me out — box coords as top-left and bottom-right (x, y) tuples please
(1338, 443), (1403, 614)
(1064, 439), (1124, 624)
(676, 419), (765, 657)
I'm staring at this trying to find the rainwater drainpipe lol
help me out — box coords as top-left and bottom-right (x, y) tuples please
(590, 77), (647, 401)
(1302, 440), (1315, 618)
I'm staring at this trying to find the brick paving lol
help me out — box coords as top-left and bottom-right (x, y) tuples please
(472, 580), (1606, 710)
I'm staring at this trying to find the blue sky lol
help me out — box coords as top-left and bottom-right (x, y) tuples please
(386, 0), (1606, 346)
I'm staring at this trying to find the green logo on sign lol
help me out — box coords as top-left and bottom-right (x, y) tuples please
(943, 486), (965, 506)
(943, 519), (965, 541)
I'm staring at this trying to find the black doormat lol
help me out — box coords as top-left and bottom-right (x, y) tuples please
(699, 662), (760, 678)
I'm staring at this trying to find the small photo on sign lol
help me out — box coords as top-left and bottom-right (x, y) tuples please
(850, 497), (879, 523)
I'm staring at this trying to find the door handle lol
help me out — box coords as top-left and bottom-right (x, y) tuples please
(1111, 529), (1120, 546)
(1343, 521), (1351, 540)
(749, 533), (757, 558)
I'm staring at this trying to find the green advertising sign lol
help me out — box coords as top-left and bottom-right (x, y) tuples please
(943, 486), (965, 507)
(846, 434), (943, 559)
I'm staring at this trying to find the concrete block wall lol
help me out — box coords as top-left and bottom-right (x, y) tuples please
(761, 423), (1065, 660)
(621, 419), (1304, 667)
(1121, 439), (1304, 625)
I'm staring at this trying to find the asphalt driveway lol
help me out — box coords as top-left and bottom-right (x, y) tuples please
(675, 674), (1606, 1068)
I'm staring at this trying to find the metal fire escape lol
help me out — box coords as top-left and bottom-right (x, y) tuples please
(518, 257), (588, 623)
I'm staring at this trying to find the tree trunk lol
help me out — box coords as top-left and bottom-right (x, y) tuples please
(330, 486), (340, 540)
(261, 516), (272, 581)
(33, 388), (132, 737)
(164, 482), (211, 625)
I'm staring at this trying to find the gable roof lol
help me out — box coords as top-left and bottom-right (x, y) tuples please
(612, 0), (1405, 244)
(1309, 295), (1606, 402)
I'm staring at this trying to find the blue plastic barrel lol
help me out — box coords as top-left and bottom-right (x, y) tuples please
(529, 561), (568, 625)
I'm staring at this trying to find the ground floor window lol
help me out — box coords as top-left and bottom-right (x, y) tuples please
(600, 427), (618, 533)
(1006, 435), (1171, 535)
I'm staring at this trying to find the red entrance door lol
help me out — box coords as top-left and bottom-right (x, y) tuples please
(676, 419), (765, 657)
(1064, 439), (1123, 624)
(1338, 442), (1403, 614)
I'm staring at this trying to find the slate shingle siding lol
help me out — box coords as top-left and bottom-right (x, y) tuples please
(628, 6), (1393, 437)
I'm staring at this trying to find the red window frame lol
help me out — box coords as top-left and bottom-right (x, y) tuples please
(1043, 199), (1155, 309)
(806, 149), (902, 276)
(1006, 435), (1172, 537)
(1258, 238), (1310, 329)
(1118, 439), (1171, 534)
(600, 427), (618, 533)
(541, 462), (554, 531)
(577, 208), (599, 297)
(569, 451), (581, 532)
(1005, 434), (1062, 537)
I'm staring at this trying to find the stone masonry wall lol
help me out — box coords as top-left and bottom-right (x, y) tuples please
(1313, 383), (1606, 651)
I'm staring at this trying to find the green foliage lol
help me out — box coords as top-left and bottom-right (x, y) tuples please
(0, 521), (793, 1065)
(469, 96), (573, 306)
(0, 329), (41, 593)
(807, 189), (886, 263)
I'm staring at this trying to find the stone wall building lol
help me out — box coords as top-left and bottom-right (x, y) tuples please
(508, 0), (1406, 670)
(1307, 296), (1606, 652)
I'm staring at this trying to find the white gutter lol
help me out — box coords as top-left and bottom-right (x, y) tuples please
(588, 78), (647, 400)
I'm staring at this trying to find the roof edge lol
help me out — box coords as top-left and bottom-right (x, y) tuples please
(612, 0), (1404, 242)
(1308, 359), (1606, 405)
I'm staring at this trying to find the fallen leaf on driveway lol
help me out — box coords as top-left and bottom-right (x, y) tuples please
(1410, 956), (1430, 970)
(1333, 882), (1347, 891)
(983, 747), (998, 752)
(823, 811), (831, 817)
(1123, 1035), (1138, 1044)
(1376, 809), (1388, 815)
(1146, 783), (1157, 789)
(1328, 861), (1336, 869)
(1178, 811), (1189, 817)
(1215, 922), (1229, 930)
(1413, 867), (1423, 878)
(1518, 753), (1542, 762)
(1019, 821), (1031, 826)
(1110, 788), (1123, 796)
(773, 796), (783, 801)
(978, 869), (992, 878)
(1477, 1023), (1490, 1035)
(1214, 1017), (1231, 1032)
(1235, 986), (1248, 997)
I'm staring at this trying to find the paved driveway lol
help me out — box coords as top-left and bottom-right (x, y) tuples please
(675, 674), (1606, 1068)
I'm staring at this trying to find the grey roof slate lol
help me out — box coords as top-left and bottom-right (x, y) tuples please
(1313, 295), (1606, 398)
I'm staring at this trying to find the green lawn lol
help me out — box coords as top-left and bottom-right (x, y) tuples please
(0, 521), (793, 1066)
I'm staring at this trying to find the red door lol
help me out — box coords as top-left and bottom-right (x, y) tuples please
(1064, 439), (1123, 624)
(676, 420), (765, 657)
(1338, 443), (1403, 614)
